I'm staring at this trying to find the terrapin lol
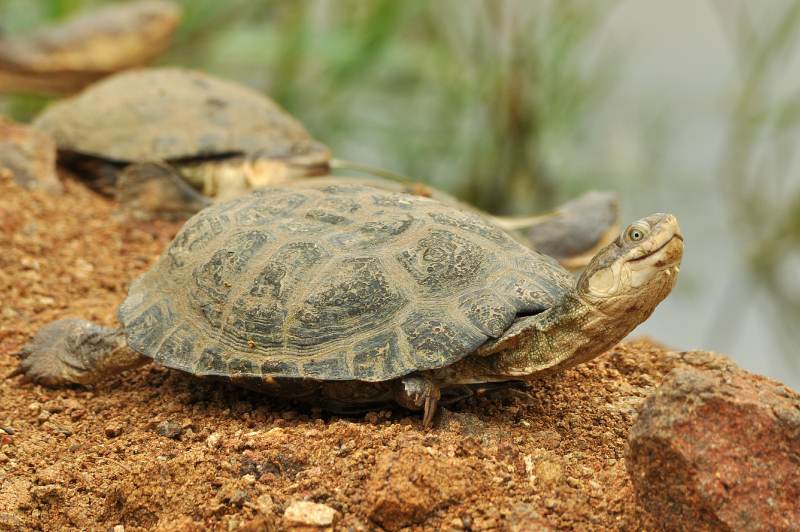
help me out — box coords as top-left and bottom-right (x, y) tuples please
(13, 182), (682, 425)
(0, 0), (181, 94)
(31, 67), (332, 213)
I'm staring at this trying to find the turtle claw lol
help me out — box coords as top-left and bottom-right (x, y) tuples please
(5, 365), (25, 380)
(394, 374), (441, 426)
(422, 394), (439, 428)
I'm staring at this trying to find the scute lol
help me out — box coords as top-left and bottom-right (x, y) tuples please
(459, 290), (517, 337)
(288, 257), (408, 346)
(401, 311), (486, 370)
(119, 184), (572, 381)
(192, 230), (272, 327)
(396, 229), (488, 293)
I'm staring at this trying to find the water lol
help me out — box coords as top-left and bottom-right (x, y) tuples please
(588, 0), (800, 387)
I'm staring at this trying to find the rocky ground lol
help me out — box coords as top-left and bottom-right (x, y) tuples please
(0, 171), (796, 531)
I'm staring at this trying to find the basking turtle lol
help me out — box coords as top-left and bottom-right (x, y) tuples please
(31, 67), (332, 215)
(13, 182), (683, 425)
(0, 0), (181, 94)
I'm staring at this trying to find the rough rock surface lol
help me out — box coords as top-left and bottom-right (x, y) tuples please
(365, 443), (473, 530)
(0, 170), (795, 530)
(627, 351), (800, 531)
(0, 117), (62, 194)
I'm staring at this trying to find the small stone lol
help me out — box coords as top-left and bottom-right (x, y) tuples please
(206, 432), (222, 449)
(104, 424), (123, 438)
(254, 494), (274, 515)
(2, 427), (16, 435)
(28, 402), (41, 414)
(627, 359), (800, 531)
(0, 452), (8, 463)
(283, 501), (339, 530)
(37, 410), (51, 423)
(156, 420), (182, 439)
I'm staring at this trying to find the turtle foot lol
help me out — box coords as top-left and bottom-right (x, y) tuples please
(11, 319), (134, 386)
(12, 319), (100, 386)
(394, 374), (442, 427)
(116, 162), (211, 221)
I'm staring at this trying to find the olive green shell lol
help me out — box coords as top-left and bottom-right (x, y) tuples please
(118, 183), (573, 382)
(32, 67), (328, 164)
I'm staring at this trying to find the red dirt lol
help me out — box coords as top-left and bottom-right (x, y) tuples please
(0, 171), (685, 530)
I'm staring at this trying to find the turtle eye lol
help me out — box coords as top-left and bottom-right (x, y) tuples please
(626, 223), (649, 242)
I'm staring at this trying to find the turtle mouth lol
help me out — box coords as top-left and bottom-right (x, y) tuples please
(630, 234), (683, 264)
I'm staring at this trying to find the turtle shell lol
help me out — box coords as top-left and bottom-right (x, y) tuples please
(118, 183), (573, 382)
(32, 67), (328, 164)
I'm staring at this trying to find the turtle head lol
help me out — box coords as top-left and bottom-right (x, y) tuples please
(576, 213), (683, 318)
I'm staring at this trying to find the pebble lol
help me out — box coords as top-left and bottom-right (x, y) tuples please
(255, 494), (274, 515)
(156, 420), (182, 439)
(283, 501), (339, 529)
(1, 427), (15, 435)
(104, 424), (123, 438)
(206, 432), (222, 449)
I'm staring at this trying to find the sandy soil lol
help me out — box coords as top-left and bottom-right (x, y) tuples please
(0, 172), (679, 530)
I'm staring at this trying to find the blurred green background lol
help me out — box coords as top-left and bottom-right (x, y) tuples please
(1, 0), (799, 386)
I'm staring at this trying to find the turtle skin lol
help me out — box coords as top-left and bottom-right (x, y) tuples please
(118, 183), (573, 383)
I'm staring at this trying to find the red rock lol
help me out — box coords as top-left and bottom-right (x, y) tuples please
(627, 352), (800, 531)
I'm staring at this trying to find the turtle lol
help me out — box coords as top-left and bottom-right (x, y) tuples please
(26, 63), (620, 268)
(0, 0), (181, 94)
(30, 67), (333, 215)
(11, 182), (683, 425)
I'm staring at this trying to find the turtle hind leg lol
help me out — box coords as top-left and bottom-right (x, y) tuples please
(10, 319), (148, 387)
(116, 162), (211, 221)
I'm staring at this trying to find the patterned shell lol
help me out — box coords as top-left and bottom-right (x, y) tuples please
(32, 67), (328, 163)
(118, 183), (573, 382)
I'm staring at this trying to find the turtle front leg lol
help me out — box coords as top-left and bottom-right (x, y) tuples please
(393, 374), (442, 427)
(10, 319), (149, 386)
(116, 162), (212, 221)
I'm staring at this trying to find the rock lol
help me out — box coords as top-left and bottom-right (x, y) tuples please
(104, 424), (123, 438)
(155, 420), (182, 439)
(0, 118), (62, 194)
(366, 445), (471, 531)
(504, 503), (553, 531)
(206, 432), (222, 449)
(627, 357), (800, 531)
(282, 501), (339, 531)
